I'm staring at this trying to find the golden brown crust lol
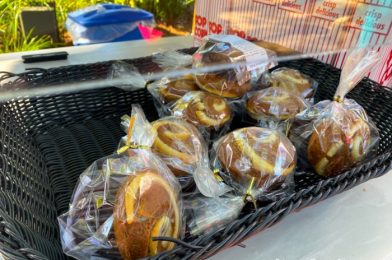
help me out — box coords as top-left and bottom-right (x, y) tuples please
(183, 92), (232, 128)
(113, 170), (180, 260)
(151, 119), (204, 177)
(195, 74), (252, 98)
(194, 46), (251, 98)
(246, 88), (306, 120)
(159, 76), (199, 103)
(269, 68), (313, 98)
(217, 127), (296, 188)
(307, 111), (371, 177)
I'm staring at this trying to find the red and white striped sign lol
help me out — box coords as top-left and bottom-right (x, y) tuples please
(193, 0), (392, 86)
(193, 0), (230, 45)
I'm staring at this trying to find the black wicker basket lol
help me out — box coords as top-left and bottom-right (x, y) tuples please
(0, 51), (391, 260)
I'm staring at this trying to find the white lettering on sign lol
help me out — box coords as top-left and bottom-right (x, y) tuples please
(279, 0), (307, 13)
(312, 0), (347, 21)
(253, 0), (276, 6)
(350, 3), (391, 35)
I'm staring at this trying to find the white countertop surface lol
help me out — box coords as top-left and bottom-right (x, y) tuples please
(1, 36), (391, 260)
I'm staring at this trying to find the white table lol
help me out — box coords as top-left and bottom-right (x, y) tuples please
(1, 36), (391, 260)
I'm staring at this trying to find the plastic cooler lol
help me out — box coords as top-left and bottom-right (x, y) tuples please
(66, 4), (154, 45)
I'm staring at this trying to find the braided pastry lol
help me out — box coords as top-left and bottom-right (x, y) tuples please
(246, 87), (306, 121)
(113, 170), (181, 260)
(307, 110), (372, 177)
(174, 91), (232, 129)
(217, 127), (296, 189)
(267, 68), (314, 98)
(151, 118), (205, 176)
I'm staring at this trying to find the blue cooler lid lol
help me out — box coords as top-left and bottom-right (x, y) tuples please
(68, 4), (154, 26)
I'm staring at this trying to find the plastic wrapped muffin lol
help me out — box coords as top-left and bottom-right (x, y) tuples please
(193, 35), (277, 98)
(245, 87), (308, 130)
(172, 91), (232, 131)
(114, 168), (181, 260)
(290, 49), (379, 177)
(261, 67), (318, 99)
(150, 116), (208, 177)
(291, 99), (379, 177)
(148, 75), (200, 116)
(213, 127), (297, 193)
(184, 126), (297, 236)
(157, 76), (199, 103)
(58, 106), (182, 260)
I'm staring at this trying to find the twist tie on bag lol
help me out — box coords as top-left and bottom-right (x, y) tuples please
(117, 115), (150, 153)
(117, 106), (156, 154)
(95, 195), (104, 209)
(213, 169), (223, 182)
(284, 121), (293, 136)
(243, 177), (257, 209)
(333, 48), (379, 102)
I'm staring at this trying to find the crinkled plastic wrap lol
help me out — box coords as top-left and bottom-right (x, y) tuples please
(186, 127), (297, 235)
(152, 50), (193, 70)
(193, 35), (277, 99)
(58, 106), (182, 260)
(172, 91), (233, 134)
(147, 76), (199, 117)
(244, 87), (309, 132)
(289, 48), (380, 177)
(185, 195), (244, 236)
(148, 50), (200, 117)
(110, 61), (148, 91)
(122, 115), (209, 187)
(260, 67), (318, 101)
(212, 127), (297, 195)
(290, 99), (379, 177)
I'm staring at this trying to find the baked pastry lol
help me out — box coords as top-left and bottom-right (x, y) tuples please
(216, 127), (296, 189)
(307, 110), (372, 177)
(113, 170), (181, 260)
(174, 91), (232, 129)
(194, 41), (252, 98)
(246, 87), (307, 121)
(194, 72), (252, 99)
(266, 68), (314, 99)
(151, 118), (206, 176)
(159, 75), (199, 103)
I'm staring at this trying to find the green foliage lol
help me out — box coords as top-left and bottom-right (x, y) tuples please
(130, 0), (194, 27)
(0, 0), (194, 53)
(0, 0), (54, 53)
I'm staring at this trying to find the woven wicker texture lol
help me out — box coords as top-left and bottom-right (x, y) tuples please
(0, 54), (391, 259)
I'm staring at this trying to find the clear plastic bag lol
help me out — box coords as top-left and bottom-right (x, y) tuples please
(58, 105), (182, 260)
(289, 48), (380, 177)
(147, 76), (199, 117)
(244, 87), (309, 133)
(171, 91), (233, 133)
(193, 35), (277, 99)
(110, 61), (148, 91)
(184, 126), (297, 235)
(152, 50), (193, 70)
(185, 195), (244, 236)
(122, 115), (208, 177)
(212, 127), (297, 195)
(259, 67), (318, 101)
(148, 50), (200, 117)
